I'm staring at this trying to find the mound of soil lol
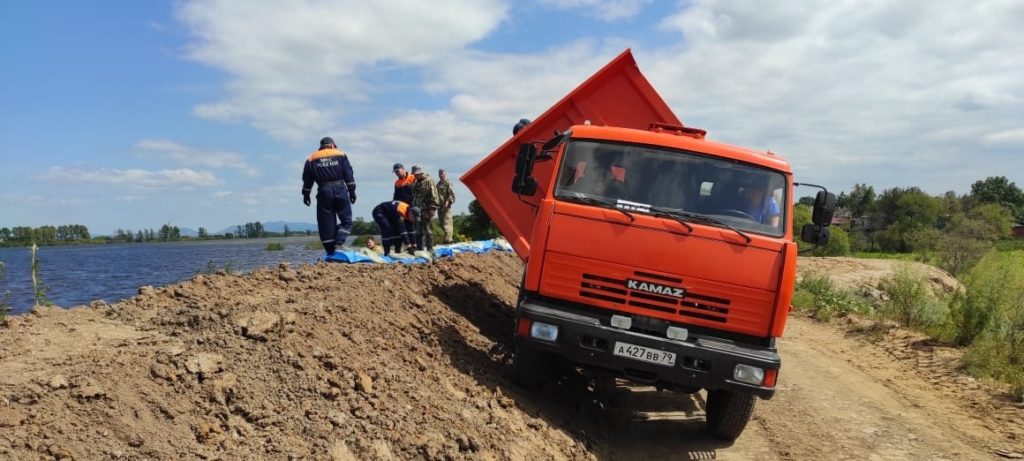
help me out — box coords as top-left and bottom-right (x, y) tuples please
(797, 256), (960, 298)
(0, 254), (593, 460)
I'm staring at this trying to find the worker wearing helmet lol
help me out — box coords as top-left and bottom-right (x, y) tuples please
(371, 200), (419, 256)
(302, 137), (356, 255)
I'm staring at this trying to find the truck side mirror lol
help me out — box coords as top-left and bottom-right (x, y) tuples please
(811, 191), (837, 226)
(512, 143), (538, 196)
(801, 223), (831, 246)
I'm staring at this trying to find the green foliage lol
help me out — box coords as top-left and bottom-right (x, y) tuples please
(873, 187), (941, 252)
(351, 218), (379, 235)
(844, 183), (876, 219)
(949, 251), (1024, 346)
(970, 176), (1024, 221)
(793, 273), (872, 321)
(812, 225), (851, 256)
(265, 242), (284, 251)
(351, 235), (371, 247)
(878, 265), (946, 329)
(910, 207), (1009, 275)
(303, 240), (323, 250)
(953, 250), (1024, 399)
(458, 199), (500, 240)
(963, 333), (1024, 401)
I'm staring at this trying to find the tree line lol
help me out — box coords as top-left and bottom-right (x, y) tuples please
(0, 225), (91, 245)
(797, 175), (1023, 275)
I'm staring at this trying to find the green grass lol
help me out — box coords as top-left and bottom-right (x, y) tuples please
(303, 240), (322, 250)
(792, 273), (873, 321)
(995, 239), (1024, 252)
(954, 250), (1024, 399)
(265, 242), (285, 251)
(877, 264), (947, 329)
(850, 251), (922, 261)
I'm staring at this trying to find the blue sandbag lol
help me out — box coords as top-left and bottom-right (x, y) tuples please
(319, 238), (512, 265)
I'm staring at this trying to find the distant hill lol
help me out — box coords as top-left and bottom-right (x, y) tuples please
(219, 221), (317, 235)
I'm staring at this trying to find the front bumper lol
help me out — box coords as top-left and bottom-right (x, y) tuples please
(517, 296), (780, 399)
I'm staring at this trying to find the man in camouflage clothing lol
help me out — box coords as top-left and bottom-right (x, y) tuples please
(410, 164), (440, 251)
(436, 169), (456, 245)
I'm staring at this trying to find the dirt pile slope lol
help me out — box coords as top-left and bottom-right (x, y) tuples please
(0, 253), (592, 460)
(798, 256), (960, 296)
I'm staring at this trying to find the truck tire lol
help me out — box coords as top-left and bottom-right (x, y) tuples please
(512, 347), (553, 390)
(705, 389), (756, 440)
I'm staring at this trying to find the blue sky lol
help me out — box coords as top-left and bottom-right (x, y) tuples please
(2, 0), (1022, 235)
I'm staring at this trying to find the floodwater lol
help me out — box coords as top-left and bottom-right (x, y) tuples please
(0, 237), (339, 314)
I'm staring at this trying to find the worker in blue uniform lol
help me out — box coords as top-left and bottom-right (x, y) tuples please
(302, 137), (356, 255)
(371, 200), (419, 256)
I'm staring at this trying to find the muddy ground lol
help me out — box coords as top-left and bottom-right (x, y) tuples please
(0, 254), (1021, 460)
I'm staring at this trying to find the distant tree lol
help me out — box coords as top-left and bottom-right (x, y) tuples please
(351, 217), (379, 235)
(305, 229), (312, 236)
(236, 225), (243, 238)
(254, 222), (264, 238)
(797, 196), (816, 207)
(0, 228), (10, 241)
(874, 187), (941, 252)
(459, 199), (500, 240)
(198, 227), (209, 239)
(135, 230), (144, 243)
(171, 226), (181, 240)
(283, 224), (290, 237)
(159, 224), (173, 241)
(846, 183), (876, 219)
(970, 176), (1024, 221)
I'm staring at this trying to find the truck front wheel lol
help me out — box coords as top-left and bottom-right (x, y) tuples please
(705, 389), (757, 440)
(511, 347), (554, 389)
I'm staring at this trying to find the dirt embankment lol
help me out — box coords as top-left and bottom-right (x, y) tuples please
(0, 254), (1021, 460)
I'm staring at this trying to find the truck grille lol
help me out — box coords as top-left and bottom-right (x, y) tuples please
(579, 271), (731, 323)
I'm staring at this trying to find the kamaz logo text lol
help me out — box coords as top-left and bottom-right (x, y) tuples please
(626, 279), (686, 298)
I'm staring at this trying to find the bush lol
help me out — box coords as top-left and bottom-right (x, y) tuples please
(812, 226), (851, 256)
(878, 265), (946, 329)
(794, 273), (872, 321)
(948, 250), (1021, 345)
(955, 249), (1024, 396)
(265, 242), (284, 251)
(351, 234), (371, 247)
(963, 331), (1024, 401)
(303, 240), (323, 250)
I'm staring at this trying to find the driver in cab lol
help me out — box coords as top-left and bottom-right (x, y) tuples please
(728, 178), (780, 227)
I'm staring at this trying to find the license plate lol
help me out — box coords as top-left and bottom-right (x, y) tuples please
(613, 342), (676, 367)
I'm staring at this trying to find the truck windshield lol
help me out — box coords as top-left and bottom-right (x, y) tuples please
(554, 140), (788, 237)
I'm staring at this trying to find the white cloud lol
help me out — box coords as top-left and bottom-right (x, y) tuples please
(642, 0), (1024, 190)
(535, 0), (651, 21)
(134, 139), (258, 175)
(985, 128), (1024, 145)
(176, 0), (509, 144)
(40, 167), (219, 188)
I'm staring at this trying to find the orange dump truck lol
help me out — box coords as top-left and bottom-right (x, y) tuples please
(461, 49), (835, 440)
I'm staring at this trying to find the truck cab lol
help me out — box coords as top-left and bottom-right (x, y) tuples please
(461, 49), (833, 440)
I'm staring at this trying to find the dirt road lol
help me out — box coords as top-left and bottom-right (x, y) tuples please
(0, 254), (1020, 460)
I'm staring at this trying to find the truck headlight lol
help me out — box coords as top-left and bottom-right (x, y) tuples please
(733, 364), (765, 385)
(530, 322), (559, 342)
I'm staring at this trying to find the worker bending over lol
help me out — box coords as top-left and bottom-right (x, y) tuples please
(371, 200), (419, 256)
